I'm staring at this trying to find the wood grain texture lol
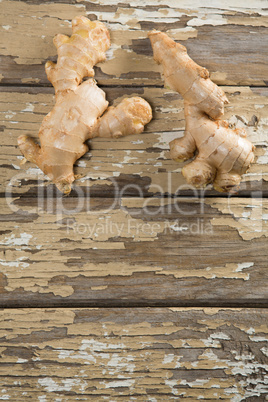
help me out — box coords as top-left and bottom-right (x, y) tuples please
(1, 196), (267, 307)
(1, 1), (268, 398)
(1, 86), (267, 197)
(0, 308), (267, 401)
(0, 0), (267, 86)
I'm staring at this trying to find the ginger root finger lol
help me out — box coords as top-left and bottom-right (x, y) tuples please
(92, 97), (152, 139)
(149, 31), (255, 193)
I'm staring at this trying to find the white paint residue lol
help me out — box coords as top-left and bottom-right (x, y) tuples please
(131, 139), (144, 144)
(0, 258), (30, 269)
(22, 103), (34, 112)
(76, 160), (86, 167)
(242, 211), (251, 218)
(107, 354), (135, 373)
(26, 167), (43, 176)
(260, 347), (268, 357)
(123, 150), (137, 164)
(105, 42), (121, 60)
(104, 379), (135, 388)
(11, 164), (20, 170)
(2, 25), (11, 30)
(78, 172), (110, 182)
(249, 336), (268, 342)
(38, 378), (82, 393)
(5, 111), (16, 119)
(81, 339), (126, 351)
(165, 379), (179, 395)
(58, 348), (96, 364)
(210, 332), (231, 340)
(162, 354), (174, 364)
(188, 14), (228, 27)
(0, 233), (32, 246)
(236, 262), (254, 272)
(181, 378), (208, 387)
(154, 131), (182, 149)
(17, 358), (28, 363)
(257, 148), (268, 165)
(202, 338), (221, 348)
(58, 338), (127, 368)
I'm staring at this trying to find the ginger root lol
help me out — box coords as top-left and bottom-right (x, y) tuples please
(149, 31), (255, 192)
(18, 16), (152, 194)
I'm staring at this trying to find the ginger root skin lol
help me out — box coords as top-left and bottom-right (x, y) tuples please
(18, 16), (152, 194)
(149, 30), (255, 193)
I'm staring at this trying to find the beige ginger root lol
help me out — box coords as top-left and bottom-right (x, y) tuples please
(149, 31), (255, 192)
(18, 16), (152, 194)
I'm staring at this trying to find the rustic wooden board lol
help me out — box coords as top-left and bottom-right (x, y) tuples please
(1, 86), (268, 197)
(0, 308), (267, 400)
(1, 0), (268, 398)
(1, 196), (267, 307)
(1, 0), (267, 86)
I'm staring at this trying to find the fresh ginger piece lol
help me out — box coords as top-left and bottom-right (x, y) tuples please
(92, 97), (153, 139)
(149, 30), (255, 192)
(18, 16), (152, 194)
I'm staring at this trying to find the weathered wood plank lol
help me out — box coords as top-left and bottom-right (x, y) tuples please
(1, 86), (267, 197)
(1, 196), (267, 306)
(0, 308), (267, 400)
(1, 0), (267, 86)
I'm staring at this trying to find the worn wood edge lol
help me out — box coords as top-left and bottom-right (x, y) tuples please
(0, 307), (267, 400)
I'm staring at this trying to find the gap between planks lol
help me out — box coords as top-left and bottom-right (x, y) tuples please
(1, 301), (268, 309)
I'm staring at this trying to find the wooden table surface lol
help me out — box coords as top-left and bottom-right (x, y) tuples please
(1, 0), (268, 400)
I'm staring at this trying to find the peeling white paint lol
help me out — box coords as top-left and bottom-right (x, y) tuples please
(260, 347), (268, 357)
(0, 233), (32, 246)
(257, 147), (268, 164)
(165, 379), (179, 395)
(154, 131), (182, 149)
(25, 167), (44, 176)
(122, 150), (137, 164)
(181, 378), (209, 387)
(107, 354), (135, 374)
(22, 103), (34, 112)
(17, 358), (28, 363)
(210, 332), (231, 340)
(236, 262), (254, 272)
(11, 164), (20, 170)
(188, 14), (228, 27)
(0, 257), (29, 269)
(5, 111), (16, 119)
(38, 378), (83, 393)
(38, 396), (47, 402)
(104, 379), (135, 388)
(249, 336), (268, 342)
(105, 42), (121, 60)
(162, 354), (174, 364)
(78, 172), (110, 182)
(76, 160), (86, 167)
